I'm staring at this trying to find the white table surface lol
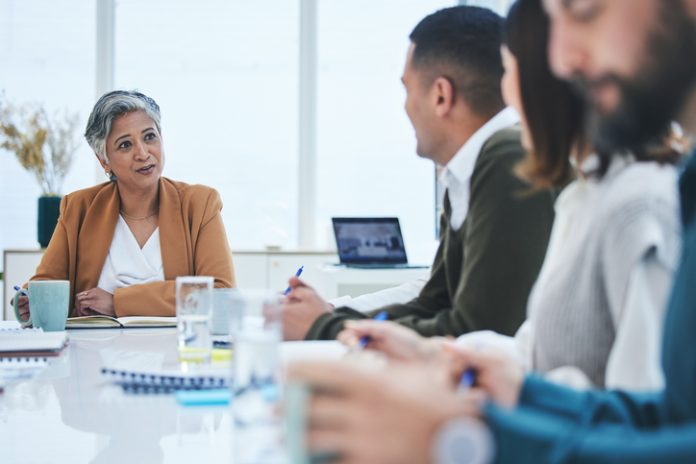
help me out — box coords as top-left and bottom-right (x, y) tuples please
(0, 328), (345, 464)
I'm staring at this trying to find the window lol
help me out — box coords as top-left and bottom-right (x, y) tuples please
(0, 0), (96, 258)
(114, 0), (299, 250)
(0, 0), (513, 269)
(315, 0), (457, 260)
(465, 0), (512, 15)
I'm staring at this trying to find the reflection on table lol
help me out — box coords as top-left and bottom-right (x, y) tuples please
(0, 328), (346, 464)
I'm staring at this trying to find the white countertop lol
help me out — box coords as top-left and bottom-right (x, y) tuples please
(0, 328), (345, 464)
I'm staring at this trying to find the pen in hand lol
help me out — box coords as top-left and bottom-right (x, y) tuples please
(13, 285), (27, 297)
(459, 368), (476, 389)
(358, 310), (389, 349)
(284, 265), (304, 296)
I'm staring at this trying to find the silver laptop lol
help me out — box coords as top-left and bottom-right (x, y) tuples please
(331, 217), (427, 269)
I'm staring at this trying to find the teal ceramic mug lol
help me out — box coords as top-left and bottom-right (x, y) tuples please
(13, 280), (70, 331)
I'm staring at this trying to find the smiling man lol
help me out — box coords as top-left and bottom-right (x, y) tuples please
(546, 0), (696, 155)
(282, 6), (556, 342)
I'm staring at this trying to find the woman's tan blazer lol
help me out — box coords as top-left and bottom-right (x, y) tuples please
(29, 177), (235, 317)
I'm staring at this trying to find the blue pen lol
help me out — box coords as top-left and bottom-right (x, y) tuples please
(13, 285), (27, 297)
(459, 368), (477, 389)
(283, 265), (304, 296)
(358, 310), (389, 349)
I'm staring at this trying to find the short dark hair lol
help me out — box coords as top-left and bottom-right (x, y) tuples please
(409, 6), (505, 118)
(503, 0), (584, 189)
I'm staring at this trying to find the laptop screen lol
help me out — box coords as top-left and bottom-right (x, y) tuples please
(332, 217), (408, 265)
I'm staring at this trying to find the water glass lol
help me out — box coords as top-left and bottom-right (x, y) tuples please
(176, 276), (214, 363)
(211, 288), (244, 339)
(232, 289), (286, 463)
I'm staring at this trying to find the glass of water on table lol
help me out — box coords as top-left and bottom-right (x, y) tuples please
(176, 276), (214, 363)
(232, 289), (286, 463)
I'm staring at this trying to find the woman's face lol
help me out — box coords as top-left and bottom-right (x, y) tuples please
(501, 46), (533, 150)
(101, 110), (164, 193)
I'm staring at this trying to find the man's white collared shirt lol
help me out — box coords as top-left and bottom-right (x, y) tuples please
(439, 107), (520, 231)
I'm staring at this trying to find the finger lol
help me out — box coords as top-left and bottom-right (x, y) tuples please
(306, 428), (351, 458)
(307, 395), (353, 429)
(437, 348), (468, 375)
(76, 305), (90, 317)
(344, 321), (385, 341)
(10, 294), (27, 305)
(284, 288), (303, 302)
(465, 388), (489, 408)
(341, 321), (374, 338)
(87, 304), (112, 315)
(78, 297), (99, 308)
(337, 330), (360, 348)
(82, 306), (103, 316)
(77, 288), (99, 300)
(288, 286), (317, 301)
(442, 342), (495, 369)
(344, 320), (401, 340)
(288, 276), (309, 289)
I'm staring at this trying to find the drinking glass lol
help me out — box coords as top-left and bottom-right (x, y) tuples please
(211, 288), (244, 340)
(176, 276), (214, 363)
(232, 289), (286, 463)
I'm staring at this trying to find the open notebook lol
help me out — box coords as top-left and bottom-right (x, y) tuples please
(66, 316), (177, 329)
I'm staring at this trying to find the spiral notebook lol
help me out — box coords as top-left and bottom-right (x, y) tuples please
(101, 367), (230, 394)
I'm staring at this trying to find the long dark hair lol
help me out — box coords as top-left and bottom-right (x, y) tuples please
(503, 0), (585, 189)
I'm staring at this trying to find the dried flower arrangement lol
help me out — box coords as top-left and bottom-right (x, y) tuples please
(0, 95), (80, 196)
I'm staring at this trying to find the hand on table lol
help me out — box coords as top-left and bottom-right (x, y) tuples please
(287, 360), (486, 464)
(282, 277), (332, 340)
(75, 287), (115, 317)
(338, 320), (446, 363)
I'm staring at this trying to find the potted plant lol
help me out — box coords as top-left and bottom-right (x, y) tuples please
(0, 96), (80, 248)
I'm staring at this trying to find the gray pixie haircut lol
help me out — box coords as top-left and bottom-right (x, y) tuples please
(84, 90), (162, 161)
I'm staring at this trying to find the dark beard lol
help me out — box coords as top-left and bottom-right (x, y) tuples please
(572, 2), (696, 154)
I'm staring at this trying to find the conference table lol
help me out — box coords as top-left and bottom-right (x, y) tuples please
(0, 328), (346, 464)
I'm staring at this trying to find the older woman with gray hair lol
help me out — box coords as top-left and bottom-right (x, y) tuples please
(15, 90), (235, 318)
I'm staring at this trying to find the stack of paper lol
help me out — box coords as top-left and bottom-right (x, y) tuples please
(0, 329), (68, 357)
(0, 328), (66, 389)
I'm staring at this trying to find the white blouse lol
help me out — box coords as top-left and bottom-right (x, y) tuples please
(97, 216), (165, 295)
